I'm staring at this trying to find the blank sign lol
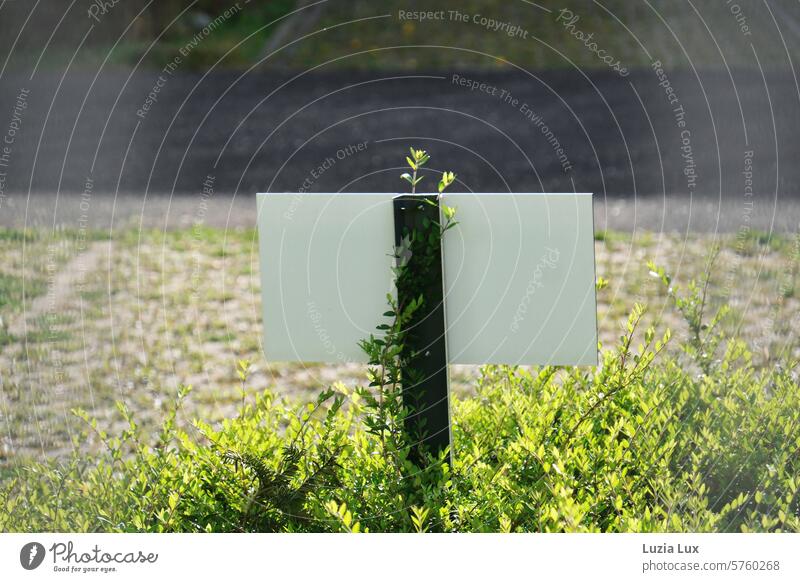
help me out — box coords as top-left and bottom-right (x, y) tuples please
(257, 193), (597, 365)
(441, 193), (597, 365)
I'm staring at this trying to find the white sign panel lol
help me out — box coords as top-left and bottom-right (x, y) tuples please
(257, 193), (597, 365)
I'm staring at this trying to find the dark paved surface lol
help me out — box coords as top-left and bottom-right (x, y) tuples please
(0, 67), (797, 203)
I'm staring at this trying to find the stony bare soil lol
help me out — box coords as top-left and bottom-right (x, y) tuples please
(1, 223), (799, 464)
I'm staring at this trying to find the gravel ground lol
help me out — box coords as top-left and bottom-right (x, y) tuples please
(1, 221), (798, 463)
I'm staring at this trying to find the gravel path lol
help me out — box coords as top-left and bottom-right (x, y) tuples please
(7, 241), (110, 337)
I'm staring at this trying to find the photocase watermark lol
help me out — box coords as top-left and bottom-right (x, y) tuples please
(73, 174), (96, 332)
(87, 0), (123, 23)
(397, 9), (529, 39)
(307, 301), (356, 364)
(726, 0), (752, 36)
(19, 540), (158, 574)
(43, 240), (67, 388)
(397, 9), (448, 22)
(137, 75), (167, 120)
(509, 247), (560, 333)
(722, 150), (755, 302)
(519, 103), (573, 173)
(449, 9), (529, 39)
(451, 74), (572, 173)
(732, 150), (755, 257)
(0, 87), (30, 210)
(555, 9), (629, 77)
(652, 60), (697, 194)
(136, 3), (243, 120)
(76, 176), (94, 255)
(191, 174), (216, 300)
(284, 140), (369, 220)
(20, 542), (45, 570)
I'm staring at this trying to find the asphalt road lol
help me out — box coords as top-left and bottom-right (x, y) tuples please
(0, 67), (797, 209)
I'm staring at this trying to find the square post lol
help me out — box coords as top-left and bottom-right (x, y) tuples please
(392, 194), (452, 465)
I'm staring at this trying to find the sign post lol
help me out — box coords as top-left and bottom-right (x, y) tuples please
(392, 195), (451, 463)
(257, 192), (597, 464)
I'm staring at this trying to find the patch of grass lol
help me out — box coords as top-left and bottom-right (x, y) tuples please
(58, 228), (112, 242)
(79, 289), (107, 304)
(23, 328), (73, 344)
(594, 229), (631, 247)
(0, 273), (46, 313)
(203, 331), (236, 344)
(0, 328), (16, 347)
(0, 228), (38, 242)
(734, 230), (787, 257)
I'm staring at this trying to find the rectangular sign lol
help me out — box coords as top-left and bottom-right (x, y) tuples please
(257, 193), (597, 365)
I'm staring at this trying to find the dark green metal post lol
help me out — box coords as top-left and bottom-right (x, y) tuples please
(392, 194), (452, 465)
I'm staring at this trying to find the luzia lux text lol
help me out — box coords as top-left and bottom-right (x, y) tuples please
(643, 543), (700, 554)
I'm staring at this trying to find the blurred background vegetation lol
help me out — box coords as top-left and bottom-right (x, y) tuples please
(2, 0), (797, 71)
